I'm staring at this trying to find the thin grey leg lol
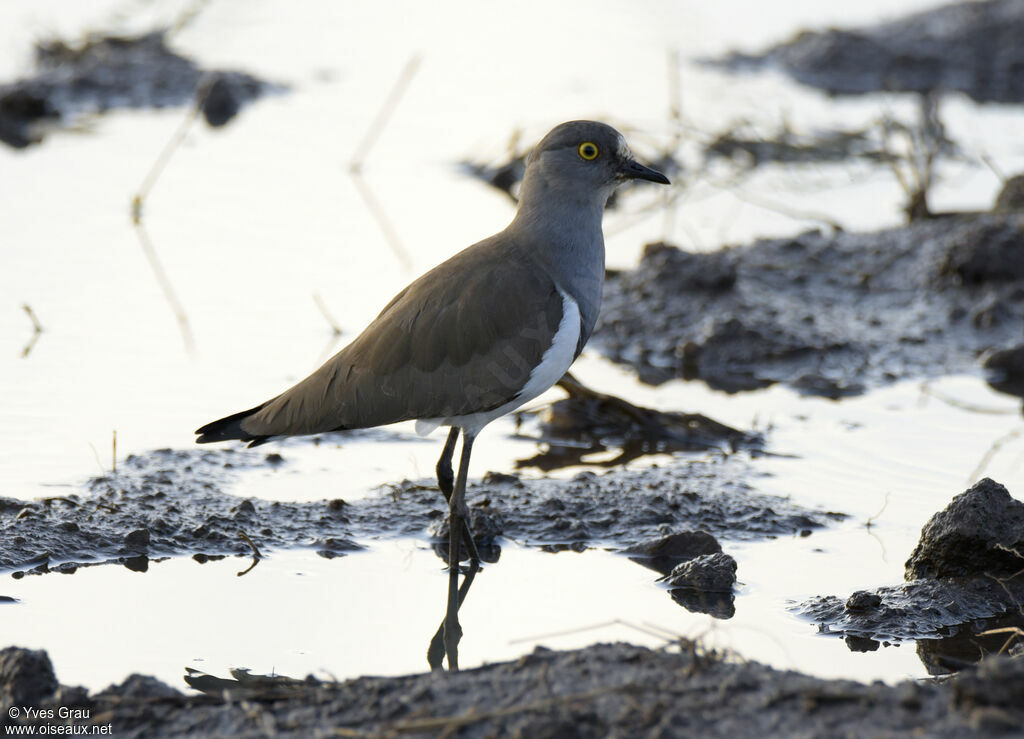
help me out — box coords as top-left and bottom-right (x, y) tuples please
(436, 426), (459, 499)
(436, 426), (480, 564)
(444, 429), (475, 670)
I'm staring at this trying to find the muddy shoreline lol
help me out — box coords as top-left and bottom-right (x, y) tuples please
(3, 640), (1022, 737)
(595, 214), (1024, 397)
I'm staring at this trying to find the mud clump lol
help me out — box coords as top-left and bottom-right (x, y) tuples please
(0, 449), (365, 574)
(623, 531), (737, 618)
(994, 174), (1024, 213)
(660, 551), (739, 618)
(623, 530), (722, 575)
(983, 343), (1024, 396)
(596, 217), (1024, 396)
(906, 478), (1024, 580)
(3, 642), (1022, 737)
(660, 551), (737, 593)
(708, 0), (1024, 103)
(940, 220), (1024, 284)
(0, 31), (279, 148)
(0, 648), (58, 707)
(796, 478), (1024, 672)
(0, 447), (844, 577)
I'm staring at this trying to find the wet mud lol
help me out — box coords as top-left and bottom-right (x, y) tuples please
(796, 479), (1024, 672)
(0, 446), (842, 578)
(595, 215), (1024, 396)
(709, 0), (1024, 103)
(3, 641), (1023, 737)
(0, 31), (278, 148)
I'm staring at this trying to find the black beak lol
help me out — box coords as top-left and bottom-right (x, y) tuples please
(619, 158), (670, 185)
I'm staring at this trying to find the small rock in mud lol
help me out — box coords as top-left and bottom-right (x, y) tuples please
(123, 528), (151, 551)
(845, 591), (882, 611)
(660, 552), (737, 592)
(994, 174), (1024, 213)
(0, 31), (280, 148)
(660, 550), (738, 619)
(596, 217), (1024, 395)
(940, 220), (1024, 284)
(797, 478), (1024, 671)
(623, 530), (722, 576)
(982, 343), (1024, 397)
(905, 478), (1024, 579)
(0, 647), (57, 707)
(315, 537), (364, 559)
(707, 0), (1024, 103)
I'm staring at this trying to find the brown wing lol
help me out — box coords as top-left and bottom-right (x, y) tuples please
(238, 236), (563, 437)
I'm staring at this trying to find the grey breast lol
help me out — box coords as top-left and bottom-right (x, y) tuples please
(238, 233), (565, 438)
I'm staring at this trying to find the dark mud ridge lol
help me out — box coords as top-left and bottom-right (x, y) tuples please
(0, 31), (279, 148)
(708, 0), (1024, 103)
(595, 214), (1024, 396)
(0, 447), (842, 578)
(3, 641), (1023, 737)
(796, 478), (1024, 674)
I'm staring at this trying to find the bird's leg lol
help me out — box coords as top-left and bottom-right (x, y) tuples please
(436, 426), (458, 500)
(436, 426), (480, 565)
(444, 429), (475, 670)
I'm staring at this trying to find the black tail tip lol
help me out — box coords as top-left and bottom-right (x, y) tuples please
(194, 403), (268, 446)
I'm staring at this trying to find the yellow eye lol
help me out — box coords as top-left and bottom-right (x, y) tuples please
(578, 142), (599, 160)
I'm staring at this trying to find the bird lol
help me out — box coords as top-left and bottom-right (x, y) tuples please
(195, 120), (670, 667)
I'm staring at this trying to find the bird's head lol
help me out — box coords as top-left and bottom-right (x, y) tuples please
(522, 120), (670, 206)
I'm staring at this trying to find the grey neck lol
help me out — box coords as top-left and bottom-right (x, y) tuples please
(508, 174), (610, 346)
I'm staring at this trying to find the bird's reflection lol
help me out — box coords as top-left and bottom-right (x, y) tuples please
(514, 373), (763, 473)
(427, 559), (481, 671)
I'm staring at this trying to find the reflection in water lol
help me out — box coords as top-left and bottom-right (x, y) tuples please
(425, 527), (737, 672)
(667, 587), (736, 620)
(833, 610), (1024, 675)
(514, 373), (761, 472)
(916, 612), (1024, 676)
(185, 666), (306, 696)
(20, 304), (44, 358)
(427, 560), (481, 671)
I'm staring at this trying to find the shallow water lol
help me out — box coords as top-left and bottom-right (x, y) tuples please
(4, 538), (929, 692)
(2, 0), (1024, 693)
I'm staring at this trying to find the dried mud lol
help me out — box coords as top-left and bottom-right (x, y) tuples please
(595, 215), (1024, 396)
(3, 641), (1023, 737)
